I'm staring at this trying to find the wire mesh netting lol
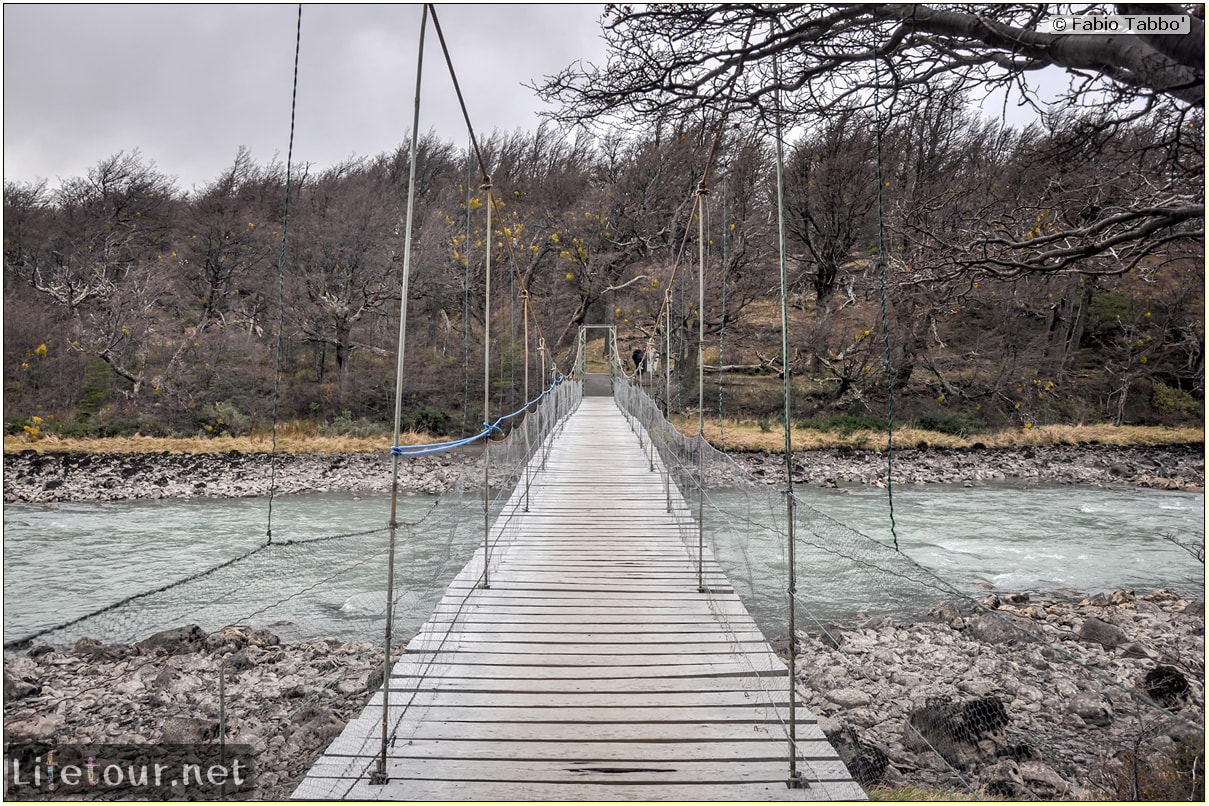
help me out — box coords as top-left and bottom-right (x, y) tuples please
(614, 378), (1205, 801)
(3, 378), (583, 801)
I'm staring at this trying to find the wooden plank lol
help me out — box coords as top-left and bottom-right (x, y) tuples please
(375, 674), (791, 696)
(327, 718), (814, 746)
(304, 757), (855, 785)
(317, 736), (810, 761)
(387, 663), (783, 680)
(295, 776), (866, 802)
(364, 690), (792, 709)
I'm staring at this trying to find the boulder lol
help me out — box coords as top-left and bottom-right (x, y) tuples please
(1078, 616), (1127, 648)
(160, 715), (219, 743)
(1019, 759), (1075, 798)
(826, 687), (873, 708)
(72, 636), (132, 661)
(3, 666), (40, 700)
(1068, 691), (1113, 726)
(905, 696), (1009, 766)
(966, 612), (1036, 644)
(980, 759), (1025, 798)
(138, 624), (207, 654)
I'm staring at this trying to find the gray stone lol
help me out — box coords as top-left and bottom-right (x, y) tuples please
(138, 624), (207, 653)
(1068, 691), (1113, 726)
(826, 687), (873, 708)
(825, 724), (889, 788)
(1019, 760), (1074, 796)
(1078, 616), (1127, 648)
(905, 696), (1009, 765)
(966, 612), (1035, 644)
(5, 713), (59, 742)
(980, 759), (1025, 798)
(160, 716), (219, 743)
(929, 601), (962, 621)
(3, 667), (40, 700)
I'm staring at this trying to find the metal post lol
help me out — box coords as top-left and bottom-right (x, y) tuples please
(664, 296), (673, 514)
(522, 291), (531, 512)
(482, 180), (493, 590)
(773, 48), (807, 790)
(375, 5), (428, 784)
(218, 662), (227, 765)
(696, 185), (708, 594)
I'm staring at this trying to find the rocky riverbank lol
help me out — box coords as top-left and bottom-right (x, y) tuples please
(2, 442), (1203, 503)
(3, 590), (1203, 800)
(743, 442), (1204, 491)
(4, 625), (387, 800)
(801, 588), (1205, 800)
(1, 450), (465, 503)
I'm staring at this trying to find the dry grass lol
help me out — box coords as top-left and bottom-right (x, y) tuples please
(4, 417), (1201, 456)
(865, 784), (973, 801)
(2, 422), (439, 456)
(679, 417), (1204, 453)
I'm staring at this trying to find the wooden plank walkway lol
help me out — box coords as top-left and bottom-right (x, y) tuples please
(292, 396), (865, 801)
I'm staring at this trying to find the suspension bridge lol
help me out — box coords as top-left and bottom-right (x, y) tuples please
(291, 343), (866, 801)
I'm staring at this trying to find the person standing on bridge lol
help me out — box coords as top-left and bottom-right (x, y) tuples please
(632, 345), (648, 374)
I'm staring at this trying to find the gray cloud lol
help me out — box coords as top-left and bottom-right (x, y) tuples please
(4, 3), (606, 192)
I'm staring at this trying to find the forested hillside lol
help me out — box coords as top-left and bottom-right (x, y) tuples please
(4, 80), (1203, 441)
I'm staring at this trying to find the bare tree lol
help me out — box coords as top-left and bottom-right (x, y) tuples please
(537, 3), (1204, 280)
(8, 152), (187, 400)
(289, 159), (404, 399)
(539, 4), (1203, 121)
(181, 147), (281, 334)
(782, 109), (878, 306)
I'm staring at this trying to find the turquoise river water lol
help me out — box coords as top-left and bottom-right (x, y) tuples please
(3, 483), (1203, 646)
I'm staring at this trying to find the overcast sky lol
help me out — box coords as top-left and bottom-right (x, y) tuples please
(4, 3), (609, 192)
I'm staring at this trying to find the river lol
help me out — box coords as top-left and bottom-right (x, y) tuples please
(3, 484), (1203, 647)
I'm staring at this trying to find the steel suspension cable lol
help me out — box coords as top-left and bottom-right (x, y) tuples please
(266, 3), (303, 544)
(719, 173), (729, 450)
(462, 142), (473, 435)
(375, 3), (429, 786)
(427, 4), (559, 382)
(873, 52), (901, 552)
(644, 21), (754, 434)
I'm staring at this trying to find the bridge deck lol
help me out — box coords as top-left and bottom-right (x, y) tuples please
(292, 396), (864, 801)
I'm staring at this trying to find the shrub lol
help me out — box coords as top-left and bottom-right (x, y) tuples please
(405, 406), (452, 436)
(320, 410), (385, 439)
(95, 417), (169, 438)
(196, 401), (252, 437)
(1152, 382), (1201, 420)
(798, 413), (887, 435)
(913, 413), (984, 437)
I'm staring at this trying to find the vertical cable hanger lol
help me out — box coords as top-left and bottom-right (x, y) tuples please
(266, 3), (304, 544)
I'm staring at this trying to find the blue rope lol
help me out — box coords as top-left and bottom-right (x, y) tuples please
(391, 376), (564, 457)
